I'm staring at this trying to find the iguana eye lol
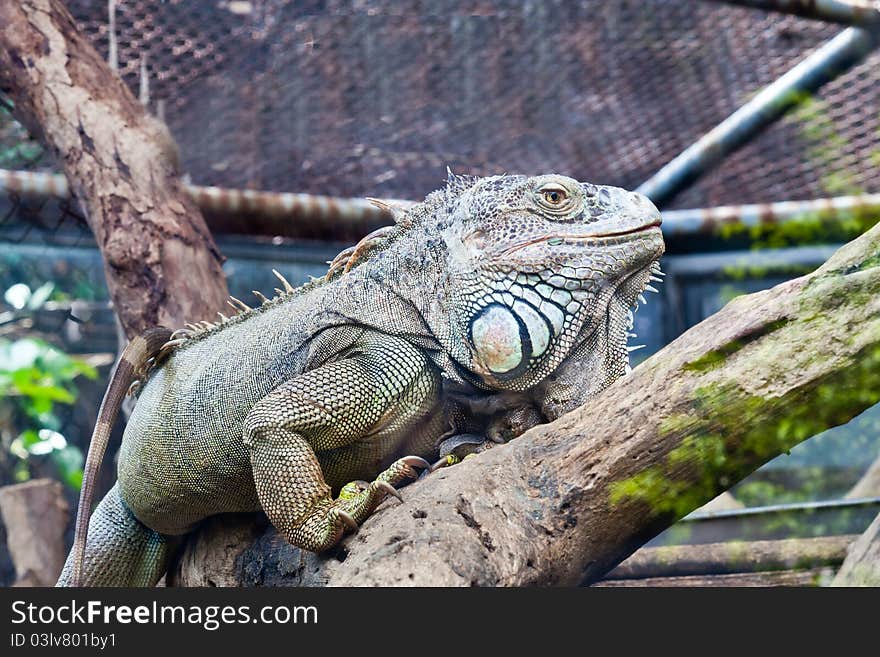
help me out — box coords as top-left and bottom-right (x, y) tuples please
(536, 184), (571, 212)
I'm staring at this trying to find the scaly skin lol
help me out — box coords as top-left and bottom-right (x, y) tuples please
(58, 171), (664, 586)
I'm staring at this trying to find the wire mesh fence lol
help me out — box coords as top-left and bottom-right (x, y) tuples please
(1, 0), (877, 211)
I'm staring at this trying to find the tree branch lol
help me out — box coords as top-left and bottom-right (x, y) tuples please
(0, 0), (228, 337)
(831, 511), (880, 586)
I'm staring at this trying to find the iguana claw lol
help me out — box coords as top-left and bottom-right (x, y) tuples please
(374, 480), (403, 502)
(336, 509), (358, 532)
(401, 455), (431, 471)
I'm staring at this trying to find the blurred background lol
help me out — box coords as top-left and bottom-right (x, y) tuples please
(1, 0), (878, 585)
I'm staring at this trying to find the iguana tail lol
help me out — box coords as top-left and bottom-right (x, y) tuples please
(70, 327), (173, 587)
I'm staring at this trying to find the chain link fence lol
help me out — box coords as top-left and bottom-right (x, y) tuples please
(3, 0), (879, 211)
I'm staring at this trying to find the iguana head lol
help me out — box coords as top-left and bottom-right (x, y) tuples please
(425, 172), (664, 391)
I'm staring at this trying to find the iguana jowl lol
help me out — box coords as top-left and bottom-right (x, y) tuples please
(58, 172), (665, 586)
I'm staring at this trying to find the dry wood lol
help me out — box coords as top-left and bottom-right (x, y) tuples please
(594, 568), (831, 587)
(831, 512), (880, 586)
(605, 535), (854, 579)
(0, 0), (228, 338)
(0, 479), (69, 586)
(847, 456), (880, 499)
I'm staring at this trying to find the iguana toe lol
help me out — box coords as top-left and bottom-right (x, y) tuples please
(334, 456), (430, 526)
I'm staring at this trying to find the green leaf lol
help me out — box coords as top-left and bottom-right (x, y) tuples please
(3, 283), (30, 310)
(13, 461), (30, 483)
(1, 339), (40, 371)
(50, 445), (84, 490)
(18, 429), (41, 448)
(26, 282), (54, 310)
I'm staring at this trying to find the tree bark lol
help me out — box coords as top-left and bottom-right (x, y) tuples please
(172, 221), (880, 586)
(0, 0), (228, 338)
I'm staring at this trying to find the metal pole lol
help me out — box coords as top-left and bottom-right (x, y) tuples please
(637, 27), (880, 208)
(3, 168), (879, 240)
(0, 167), (412, 239)
(705, 0), (880, 26)
(661, 193), (880, 236)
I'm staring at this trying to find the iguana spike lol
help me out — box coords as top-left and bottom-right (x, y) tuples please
(252, 290), (269, 305)
(217, 312), (229, 322)
(274, 287), (284, 296)
(185, 323), (201, 332)
(327, 245), (356, 278)
(445, 165), (478, 195)
(159, 338), (187, 351)
(228, 296), (252, 312)
(169, 328), (192, 340)
(342, 225), (395, 275)
(272, 269), (295, 293)
(366, 197), (408, 226)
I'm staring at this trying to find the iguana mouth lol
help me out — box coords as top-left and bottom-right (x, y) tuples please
(499, 222), (662, 256)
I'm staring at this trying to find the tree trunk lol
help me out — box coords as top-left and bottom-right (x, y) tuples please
(0, 0), (228, 338)
(171, 222), (880, 586)
(0, 479), (69, 586)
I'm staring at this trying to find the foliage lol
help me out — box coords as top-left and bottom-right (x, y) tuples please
(0, 101), (42, 168)
(0, 283), (96, 489)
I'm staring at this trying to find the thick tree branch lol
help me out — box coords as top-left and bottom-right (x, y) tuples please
(174, 222), (880, 586)
(0, 0), (228, 337)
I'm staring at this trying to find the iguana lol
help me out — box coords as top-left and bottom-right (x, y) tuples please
(57, 171), (664, 586)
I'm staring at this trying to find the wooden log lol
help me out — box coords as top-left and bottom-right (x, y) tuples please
(594, 568), (831, 587)
(0, 479), (69, 586)
(605, 535), (855, 579)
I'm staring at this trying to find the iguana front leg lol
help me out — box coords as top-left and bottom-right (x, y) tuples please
(243, 334), (437, 552)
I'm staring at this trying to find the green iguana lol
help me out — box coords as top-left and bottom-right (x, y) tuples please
(57, 171), (664, 586)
